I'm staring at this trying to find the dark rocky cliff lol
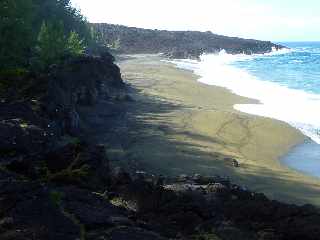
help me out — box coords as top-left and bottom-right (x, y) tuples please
(0, 51), (125, 158)
(44, 52), (125, 137)
(92, 23), (285, 59)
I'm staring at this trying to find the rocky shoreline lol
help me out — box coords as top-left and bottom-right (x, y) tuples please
(1, 142), (320, 239)
(1, 52), (320, 240)
(92, 24), (286, 59)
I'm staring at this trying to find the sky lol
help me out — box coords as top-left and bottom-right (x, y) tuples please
(71, 0), (320, 42)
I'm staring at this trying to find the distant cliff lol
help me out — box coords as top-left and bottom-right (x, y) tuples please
(92, 23), (285, 59)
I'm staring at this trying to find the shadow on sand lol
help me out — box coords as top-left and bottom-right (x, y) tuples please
(86, 81), (320, 206)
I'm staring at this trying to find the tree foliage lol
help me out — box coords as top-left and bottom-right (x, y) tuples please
(0, 0), (34, 68)
(37, 21), (67, 68)
(67, 31), (85, 56)
(0, 0), (92, 71)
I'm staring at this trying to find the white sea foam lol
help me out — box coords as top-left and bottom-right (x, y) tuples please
(170, 49), (320, 144)
(264, 47), (292, 56)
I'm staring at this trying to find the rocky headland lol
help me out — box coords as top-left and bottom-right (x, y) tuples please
(92, 23), (286, 59)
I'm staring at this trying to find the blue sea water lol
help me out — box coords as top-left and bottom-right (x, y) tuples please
(233, 42), (320, 95)
(282, 140), (320, 178)
(171, 42), (320, 178)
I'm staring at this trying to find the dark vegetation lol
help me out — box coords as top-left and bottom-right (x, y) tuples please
(0, 1), (320, 239)
(0, 0), (104, 100)
(92, 23), (286, 59)
(0, 0), (92, 71)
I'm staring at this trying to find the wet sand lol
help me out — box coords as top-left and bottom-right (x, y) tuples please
(116, 54), (320, 206)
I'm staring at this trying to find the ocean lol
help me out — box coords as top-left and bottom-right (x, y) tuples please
(171, 42), (320, 178)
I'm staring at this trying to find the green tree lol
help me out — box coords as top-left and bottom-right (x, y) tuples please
(33, 0), (92, 45)
(0, 0), (93, 71)
(67, 31), (85, 55)
(37, 21), (67, 68)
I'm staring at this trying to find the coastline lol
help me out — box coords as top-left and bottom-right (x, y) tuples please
(118, 54), (320, 205)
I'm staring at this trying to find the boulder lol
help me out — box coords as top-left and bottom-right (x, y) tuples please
(111, 166), (132, 186)
(45, 54), (124, 136)
(0, 180), (80, 240)
(45, 144), (110, 190)
(0, 119), (46, 157)
(60, 187), (129, 230)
